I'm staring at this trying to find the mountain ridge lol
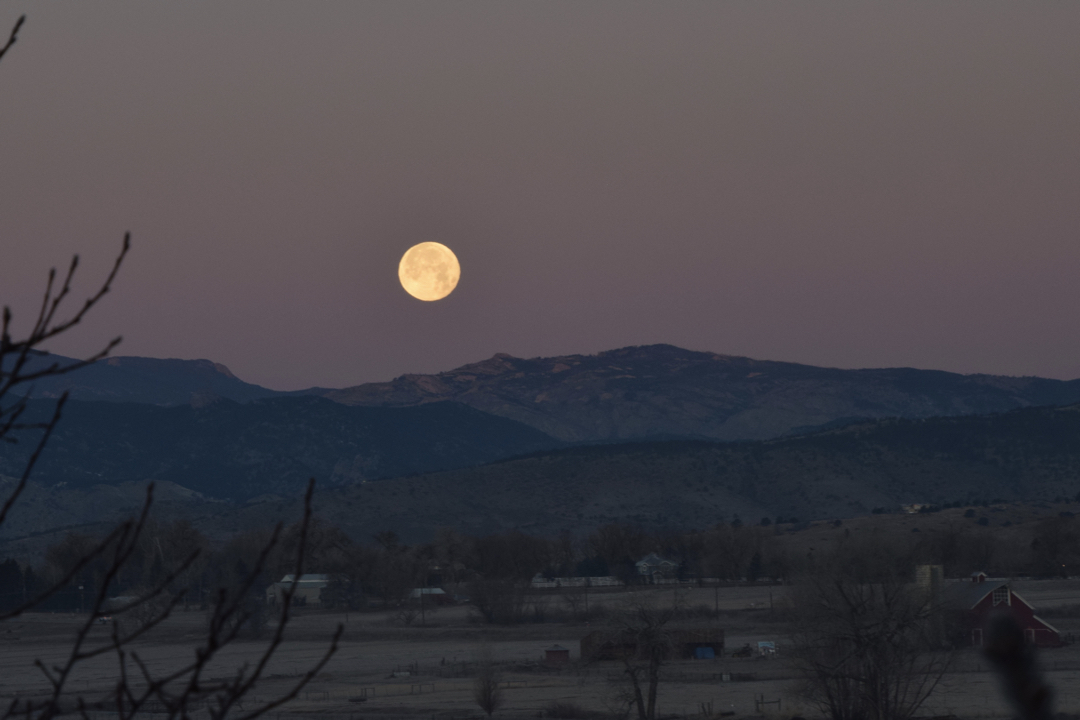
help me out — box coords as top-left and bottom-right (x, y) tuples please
(325, 344), (1080, 442)
(17, 346), (1080, 445)
(10, 352), (315, 405)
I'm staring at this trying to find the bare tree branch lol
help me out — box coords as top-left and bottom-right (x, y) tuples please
(0, 17), (339, 719)
(0, 233), (130, 409)
(1, 234), (131, 558)
(0, 14), (24, 64)
(788, 557), (953, 720)
(0, 395), (65, 530)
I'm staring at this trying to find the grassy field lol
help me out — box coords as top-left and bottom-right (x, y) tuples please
(3, 583), (1080, 720)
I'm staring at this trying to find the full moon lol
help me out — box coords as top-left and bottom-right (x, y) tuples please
(398, 242), (461, 301)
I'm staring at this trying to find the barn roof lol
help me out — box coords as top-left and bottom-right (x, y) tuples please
(943, 579), (1009, 610)
(942, 578), (1049, 616)
(1011, 590), (1062, 635)
(943, 579), (1060, 632)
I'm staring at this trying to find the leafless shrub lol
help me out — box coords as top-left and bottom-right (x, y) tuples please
(593, 594), (680, 720)
(787, 544), (952, 720)
(391, 605), (421, 626)
(473, 649), (504, 717)
(561, 586), (586, 619)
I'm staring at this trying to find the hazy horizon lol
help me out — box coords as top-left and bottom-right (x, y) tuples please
(3, 3), (1078, 390)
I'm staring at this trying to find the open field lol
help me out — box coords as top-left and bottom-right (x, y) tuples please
(3, 584), (1080, 720)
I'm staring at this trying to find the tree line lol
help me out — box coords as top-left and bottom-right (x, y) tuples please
(5, 503), (1077, 618)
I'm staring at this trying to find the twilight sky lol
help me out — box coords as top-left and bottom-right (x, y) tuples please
(2, 2), (1078, 390)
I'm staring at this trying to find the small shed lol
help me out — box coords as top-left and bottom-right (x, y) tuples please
(944, 573), (1061, 647)
(545, 645), (571, 666)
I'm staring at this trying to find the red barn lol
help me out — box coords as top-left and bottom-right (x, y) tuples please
(946, 573), (1061, 648)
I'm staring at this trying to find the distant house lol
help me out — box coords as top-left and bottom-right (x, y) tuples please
(408, 587), (452, 605)
(635, 553), (678, 583)
(266, 574), (331, 607)
(945, 573), (1061, 647)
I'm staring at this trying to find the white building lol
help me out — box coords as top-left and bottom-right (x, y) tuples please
(266, 574), (331, 606)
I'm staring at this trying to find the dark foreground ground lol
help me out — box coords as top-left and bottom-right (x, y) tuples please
(2, 583), (1079, 720)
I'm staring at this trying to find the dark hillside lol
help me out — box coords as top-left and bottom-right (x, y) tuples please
(291, 404), (1080, 540)
(4, 402), (1080, 545)
(0, 397), (561, 500)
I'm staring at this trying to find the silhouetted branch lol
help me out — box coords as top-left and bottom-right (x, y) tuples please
(0, 233), (130, 407)
(1, 234), (130, 550)
(0, 481), (338, 720)
(1, 17), (339, 720)
(0, 394), (65, 530)
(0, 14), (24, 64)
(788, 557), (953, 720)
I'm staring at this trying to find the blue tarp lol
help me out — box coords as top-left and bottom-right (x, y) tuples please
(694, 647), (715, 659)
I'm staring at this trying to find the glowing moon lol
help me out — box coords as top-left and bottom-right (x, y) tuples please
(398, 242), (461, 301)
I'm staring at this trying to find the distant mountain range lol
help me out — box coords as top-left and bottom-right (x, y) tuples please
(326, 344), (1080, 442)
(10, 352), (324, 405)
(5, 345), (1080, 546)
(17, 345), (1080, 443)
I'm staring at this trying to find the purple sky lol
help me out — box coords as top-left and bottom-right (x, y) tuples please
(2, 3), (1078, 390)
